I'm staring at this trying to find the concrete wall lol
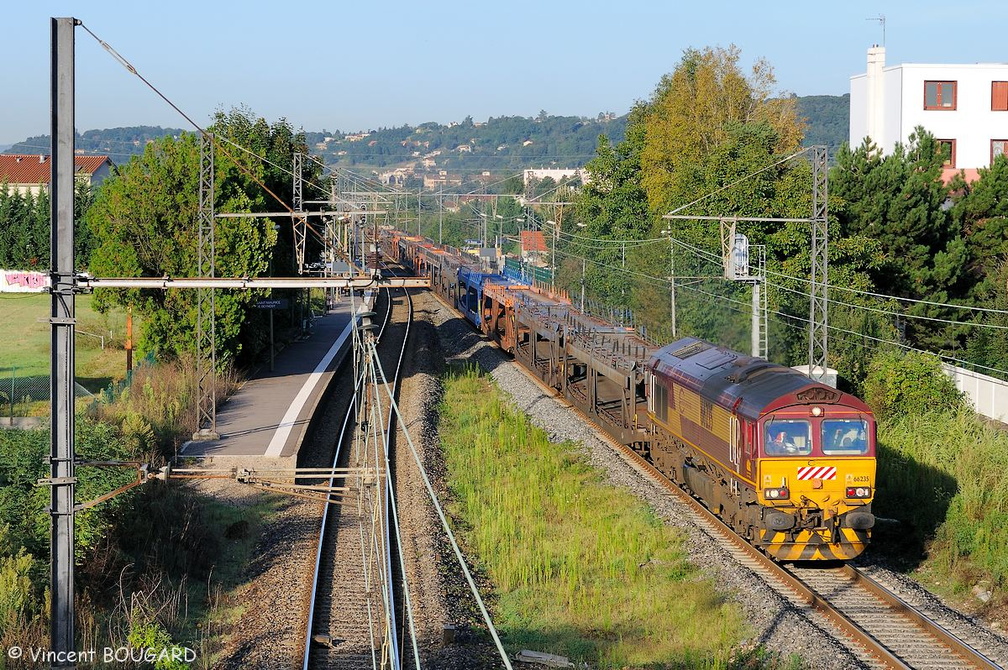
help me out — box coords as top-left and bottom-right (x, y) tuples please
(943, 363), (1008, 424)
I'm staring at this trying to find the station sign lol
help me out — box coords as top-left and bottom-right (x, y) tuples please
(255, 298), (289, 310)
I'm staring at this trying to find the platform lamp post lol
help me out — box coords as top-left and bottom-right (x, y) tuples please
(269, 222), (280, 371)
(547, 220), (557, 291)
(494, 214), (504, 249)
(660, 228), (677, 340)
(575, 222), (587, 312)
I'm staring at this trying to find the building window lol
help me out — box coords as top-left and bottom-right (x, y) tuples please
(925, 81), (957, 110)
(993, 140), (1008, 163)
(938, 139), (956, 168)
(994, 82), (1008, 111)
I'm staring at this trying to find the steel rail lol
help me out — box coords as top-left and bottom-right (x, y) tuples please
(603, 439), (912, 669)
(381, 280), (417, 667)
(842, 565), (1002, 670)
(302, 280), (416, 670)
(553, 383), (997, 670)
(420, 281), (997, 670)
(301, 288), (378, 670)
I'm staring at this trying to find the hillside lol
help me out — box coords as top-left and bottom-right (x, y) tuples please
(796, 94), (849, 156)
(5, 126), (186, 164)
(1, 95), (849, 174)
(304, 113), (627, 176)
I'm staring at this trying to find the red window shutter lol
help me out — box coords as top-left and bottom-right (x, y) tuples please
(993, 82), (1008, 111)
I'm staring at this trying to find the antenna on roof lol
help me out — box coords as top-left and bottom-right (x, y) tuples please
(866, 14), (886, 46)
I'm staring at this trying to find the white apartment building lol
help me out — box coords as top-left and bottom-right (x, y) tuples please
(850, 46), (1008, 182)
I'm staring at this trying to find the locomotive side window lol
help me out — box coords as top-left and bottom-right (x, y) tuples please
(822, 419), (869, 455)
(764, 419), (812, 456)
(652, 379), (668, 423)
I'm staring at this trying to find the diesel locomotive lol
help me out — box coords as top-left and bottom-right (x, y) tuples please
(389, 232), (876, 561)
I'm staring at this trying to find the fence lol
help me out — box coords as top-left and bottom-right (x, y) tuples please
(0, 367), (93, 423)
(943, 363), (1008, 424)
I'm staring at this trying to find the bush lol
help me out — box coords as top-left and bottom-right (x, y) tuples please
(0, 524), (39, 640)
(877, 409), (1008, 591)
(863, 349), (964, 419)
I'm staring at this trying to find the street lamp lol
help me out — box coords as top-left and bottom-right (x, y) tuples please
(576, 222), (587, 312)
(547, 220), (557, 291)
(269, 222), (281, 372)
(660, 228), (677, 340)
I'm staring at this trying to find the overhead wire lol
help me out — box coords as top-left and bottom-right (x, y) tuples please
(79, 22), (327, 244)
(562, 225), (1008, 334)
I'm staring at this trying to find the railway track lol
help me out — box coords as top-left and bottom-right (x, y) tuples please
(600, 434), (1004, 669)
(303, 284), (415, 670)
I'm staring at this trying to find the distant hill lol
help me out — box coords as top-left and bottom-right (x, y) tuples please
(5, 126), (185, 164)
(796, 94), (849, 156)
(304, 113), (627, 176)
(1, 96), (850, 173)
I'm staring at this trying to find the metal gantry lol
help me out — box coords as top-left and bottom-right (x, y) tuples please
(293, 152), (308, 272)
(193, 133), (219, 440)
(809, 145), (829, 382)
(663, 145), (830, 376)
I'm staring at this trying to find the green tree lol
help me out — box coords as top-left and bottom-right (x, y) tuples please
(0, 185), (94, 269)
(830, 130), (966, 351)
(638, 45), (803, 217)
(863, 349), (964, 419)
(951, 155), (1008, 300)
(86, 109), (317, 366)
(575, 121), (650, 306)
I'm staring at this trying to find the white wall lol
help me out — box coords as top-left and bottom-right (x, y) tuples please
(897, 63), (1008, 169)
(943, 363), (1008, 424)
(849, 74), (868, 148)
(851, 51), (1008, 169)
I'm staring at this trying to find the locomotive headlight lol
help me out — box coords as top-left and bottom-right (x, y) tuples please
(764, 487), (790, 500)
(811, 406), (823, 417)
(845, 486), (872, 499)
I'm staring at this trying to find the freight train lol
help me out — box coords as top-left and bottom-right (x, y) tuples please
(389, 232), (876, 561)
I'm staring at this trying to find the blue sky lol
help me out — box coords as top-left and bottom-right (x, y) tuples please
(3, 0), (1007, 146)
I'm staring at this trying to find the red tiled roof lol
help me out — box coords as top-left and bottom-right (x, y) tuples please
(0, 154), (111, 186)
(521, 230), (547, 253)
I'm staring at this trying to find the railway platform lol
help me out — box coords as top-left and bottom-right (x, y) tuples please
(178, 299), (363, 469)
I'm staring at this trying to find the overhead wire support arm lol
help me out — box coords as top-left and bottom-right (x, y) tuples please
(662, 145), (831, 377)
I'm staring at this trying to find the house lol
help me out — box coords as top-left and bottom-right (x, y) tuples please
(520, 230), (548, 266)
(0, 154), (114, 196)
(523, 168), (586, 188)
(422, 171), (462, 190)
(850, 46), (1008, 182)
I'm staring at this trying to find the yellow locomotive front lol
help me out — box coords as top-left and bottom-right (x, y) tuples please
(757, 404), (876, 561)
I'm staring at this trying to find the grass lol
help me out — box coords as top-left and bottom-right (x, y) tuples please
(439, 366), (783, 669)
(0, 292), (133, 394)
(875, 409), (1008, 614)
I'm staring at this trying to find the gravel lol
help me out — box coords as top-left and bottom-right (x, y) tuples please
(411, 288), (1008, 670)
(203, 285), (1008, 669)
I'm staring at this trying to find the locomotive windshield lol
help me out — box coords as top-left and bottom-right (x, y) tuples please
(822, 419), (869, 455)
(764, 419), (812, 455)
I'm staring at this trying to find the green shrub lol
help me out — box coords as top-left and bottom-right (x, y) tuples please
(863, 349), (964, 419)
(0, 524), (38, 639)
(877, 409), (1008, 591)
(129, 619), (190, 670)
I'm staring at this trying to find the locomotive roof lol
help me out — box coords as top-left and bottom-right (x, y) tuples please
(648, 336), (861, 419)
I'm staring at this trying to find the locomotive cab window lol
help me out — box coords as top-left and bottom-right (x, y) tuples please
(822, 419), (869, 455)
(764, 419), (811, 456)
(650, 375), (669, 423)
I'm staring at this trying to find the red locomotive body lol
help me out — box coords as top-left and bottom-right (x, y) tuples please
(646, 337), (876, 561)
